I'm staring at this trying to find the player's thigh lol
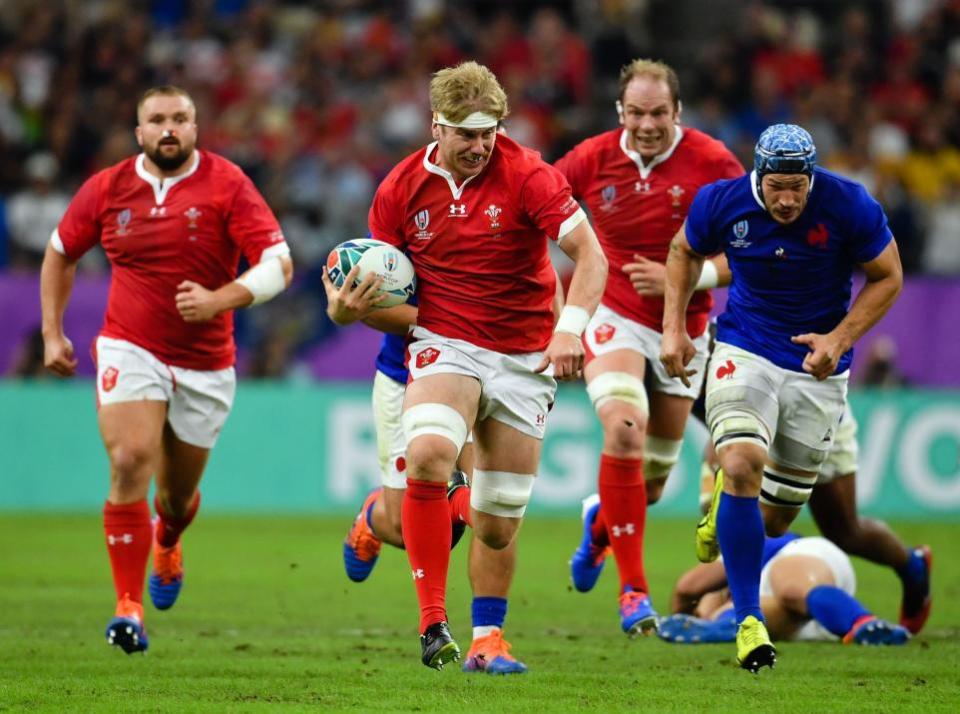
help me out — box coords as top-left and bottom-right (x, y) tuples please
(474, 417), (542, 474)
(704, 342), (781, 456)
(157, 422), (211, 502)
(647, 391), (695, 440)
(770, 370), (847, 474)
(768, 553), (835, 614)
(166, 365), (236, 450)
(98, 399), (167, 469)
(403, 373), (481, 469)
(373, 370), (409, 489)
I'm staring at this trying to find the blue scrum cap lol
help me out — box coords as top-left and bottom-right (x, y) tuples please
(754, 123), (817, 177)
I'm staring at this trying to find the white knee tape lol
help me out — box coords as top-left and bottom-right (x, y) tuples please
(759, 467), (818, 508)
(401, 403), (468, 452)
(711, 411), (770, 451)
(470, 469), (535, 518)
(644, 435), (683, 481)
(586, 371), (649, 413)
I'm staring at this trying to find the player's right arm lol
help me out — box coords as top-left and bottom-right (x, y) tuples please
(40, 173), (104, 377)
(660, 224), (705, 387)
(40, 242), (80, 377)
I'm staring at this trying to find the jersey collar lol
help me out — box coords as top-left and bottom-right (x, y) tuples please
(135, 151), (201, 206)
(619, 125), (684, 180)
(422, 141), (485, 200)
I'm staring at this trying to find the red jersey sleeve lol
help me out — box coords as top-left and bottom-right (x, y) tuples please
(715, 149), (746, 180)
(227, 175), (286, 265)
(520, 163), (581, 241)
(57, 172), (105, 260)
(553, 143), (591, 199)
(368, 182), (406, 249)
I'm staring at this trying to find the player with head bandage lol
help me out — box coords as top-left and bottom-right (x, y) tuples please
(552, 59), (742, 636)
(328, 61), (607, 670)
(40, 85), (293, 654)
(660, 123), (903, 672)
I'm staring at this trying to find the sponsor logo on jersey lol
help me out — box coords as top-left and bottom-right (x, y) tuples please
(601, 185), (617, 210)
(449, 203), (467, 217)
(415, 347), (441, 369)
(807, 222), (829, 249)
(184, 206), (202, 229)
(484, 203), (502, 229)
(116, 208), (132, 235)
(715, 359), (736, 380)
(102, 366), (119, 392)
(731, 220), (750, 247)
(149, 206), (166, 218)
(594, 323), (616, 344)
(775, 246), (787, 259)
(635, 180), (651, 193)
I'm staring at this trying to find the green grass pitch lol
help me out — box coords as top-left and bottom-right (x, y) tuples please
(1, 514), (957, 712)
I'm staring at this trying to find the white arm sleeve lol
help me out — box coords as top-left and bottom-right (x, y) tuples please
(234, 245), (290, 305)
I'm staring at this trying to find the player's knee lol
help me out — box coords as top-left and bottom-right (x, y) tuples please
(108, 442), (155, 479)
(473, 510), (518, 550)
(644, 435), (682, 498)
(603, 418), (645, 456)
(646, 477), (667, 504)
(711, 411), (768, 482)
(470, 469), (534, 522)
(776, 581), (813, 614)
(401, 403), (467, 481)
(719, 450), (764, 493)
(591, 373), (648, 455)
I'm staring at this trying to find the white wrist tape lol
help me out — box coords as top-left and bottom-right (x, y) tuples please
(554, 305), (590, 336)
(695, 260), (719, 290)
(234, 256), (286, 305)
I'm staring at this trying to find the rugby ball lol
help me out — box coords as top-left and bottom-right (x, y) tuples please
(326, 238), (416, 308)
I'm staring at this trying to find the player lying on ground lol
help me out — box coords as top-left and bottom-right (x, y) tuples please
(658, 532), (910, 646)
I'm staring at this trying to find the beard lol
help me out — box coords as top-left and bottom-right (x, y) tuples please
(146, 140), (192, 171)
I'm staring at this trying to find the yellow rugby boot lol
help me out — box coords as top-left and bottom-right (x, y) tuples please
(736, 616), (776, 673)
(695, 469), (724, 563)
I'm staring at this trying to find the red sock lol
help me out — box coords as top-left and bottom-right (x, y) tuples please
(590, 506), (610, 548)
(449, 486), (472, 528)
(103, 500), (152, 603)
(402, 479), (452, 633)
(154, 491), (200, 547)
(597, 454), (648, 594)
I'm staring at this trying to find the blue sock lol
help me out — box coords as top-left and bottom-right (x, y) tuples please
(713, 608), (737, 627)
(472, 596), (507, 629)
(805, 585), (870, 637)
(716, 492), (765, 623)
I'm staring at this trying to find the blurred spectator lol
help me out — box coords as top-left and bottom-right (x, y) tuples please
(858, 336), (909, 387)
(5, 152), (69, 269)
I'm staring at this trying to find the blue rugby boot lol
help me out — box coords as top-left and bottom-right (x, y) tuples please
(570, 494), (609, 593)
(105, 595), (149, 654)
(343, 489), (383, 582)
(619, 586), (658, 636)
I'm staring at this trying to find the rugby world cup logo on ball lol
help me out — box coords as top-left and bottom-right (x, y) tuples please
(327, 238), (416, 308)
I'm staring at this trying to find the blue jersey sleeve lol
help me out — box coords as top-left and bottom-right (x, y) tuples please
(849, 185), (893, 264)
(684, 182), (721, 256)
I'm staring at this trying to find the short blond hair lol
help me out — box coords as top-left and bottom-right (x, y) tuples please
(618, 59), (680, 110)
(430, 61), (508, 124)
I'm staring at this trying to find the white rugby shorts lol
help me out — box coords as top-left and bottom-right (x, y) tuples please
(759, 536), (856, 642)
(372, 369), (408, 489)
(705, 342), (848, 472)
(817, 402), (859, 484)
(583, 303), (709, 399)
(407, 327), (556, 439)
(94, 336), (235, 449)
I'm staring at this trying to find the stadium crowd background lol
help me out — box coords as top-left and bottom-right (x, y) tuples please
(1, 0), (958, 379)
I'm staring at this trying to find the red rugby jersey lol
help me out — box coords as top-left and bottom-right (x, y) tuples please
(55, 150), (287, 370)
(555, 127), (743, 337)
(369, 134), (583, 354)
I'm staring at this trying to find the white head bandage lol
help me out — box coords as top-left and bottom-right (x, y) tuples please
(434, 111), (500, 129)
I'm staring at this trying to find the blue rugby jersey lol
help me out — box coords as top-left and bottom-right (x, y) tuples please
(685, 167), (892, 373)
(375, 332), (408, 385)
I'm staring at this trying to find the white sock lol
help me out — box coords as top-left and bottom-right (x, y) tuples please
(473, 625), (500, 640)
